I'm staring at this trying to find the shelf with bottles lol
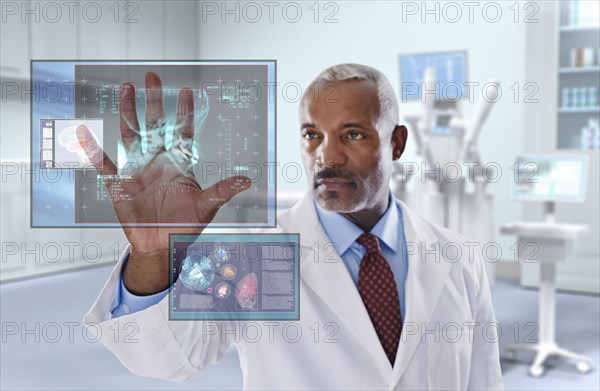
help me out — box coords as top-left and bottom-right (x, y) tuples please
(560, 86), (599, 112)
(565, 46), (599, 68)
(559, 66), (600, 74)
(561, 1), (600, 31)
(558, 107), (600, 114)
(557, 114), (600, 150)
(560, 25), (600, 32)
(579, 118), (600, 150)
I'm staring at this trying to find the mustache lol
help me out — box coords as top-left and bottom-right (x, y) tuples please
(314, 168), (358, 183)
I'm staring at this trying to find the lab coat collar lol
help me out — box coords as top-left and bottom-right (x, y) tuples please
(313, 191), (399, 255)
(282, 192), (452, 389)
(389, 199), (453, 390)
(284, 192), (394, 379)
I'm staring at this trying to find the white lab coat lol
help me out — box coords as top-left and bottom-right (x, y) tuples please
(84, 192), (504, 390)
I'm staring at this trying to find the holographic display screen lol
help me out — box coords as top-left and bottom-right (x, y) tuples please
(31, 61), (276, 227)
(169, 234), (299, 321)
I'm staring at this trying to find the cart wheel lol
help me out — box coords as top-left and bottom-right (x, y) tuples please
(529, 365), (544, 378)
(576, 360), (591, 374)
(504, 349), (516, 361)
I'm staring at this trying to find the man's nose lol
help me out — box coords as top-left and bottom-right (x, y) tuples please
(316, 137), (347, 168)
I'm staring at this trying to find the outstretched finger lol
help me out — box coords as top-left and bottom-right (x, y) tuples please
(175, 87), (195, 140)
(76, 125), (117, 177)
(144, 72), (166, 151)
(171, 87), (195, 165)
(197, 176), (252, 213)
(192, 89), (210, 156)
(119, 82), (141, 154)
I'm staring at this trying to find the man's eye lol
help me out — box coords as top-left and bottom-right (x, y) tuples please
(347, 132), (365, 140)
(303, 131), (319, 140)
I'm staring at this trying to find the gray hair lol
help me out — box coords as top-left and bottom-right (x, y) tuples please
(303, 63), (400, 133)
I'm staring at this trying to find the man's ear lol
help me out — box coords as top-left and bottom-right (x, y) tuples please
(391, 125), (408, 160)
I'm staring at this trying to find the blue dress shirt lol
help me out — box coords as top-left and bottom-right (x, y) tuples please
(110, 260), (168, 317)
(111, 192), (409, 319)
(313, 192), (409, 319)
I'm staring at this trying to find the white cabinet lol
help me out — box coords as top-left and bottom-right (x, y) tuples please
(0, 160), (127, 282)
(126, 1), (200, 59)
(29, 11), (78, 59)
(164, 1), (200, 58)
(1, 1), (200, 281)
(521, 1), (600, 294)
(79, 5), (128, 59)
(1, 162), (29, 276)
(0, 1), (201, 78)
(0, 1), (31, 79)
(556, 1), (600, 150)
(126, 1), (164, 59)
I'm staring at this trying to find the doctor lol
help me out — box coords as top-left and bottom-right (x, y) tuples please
(82, 64), (504, 390)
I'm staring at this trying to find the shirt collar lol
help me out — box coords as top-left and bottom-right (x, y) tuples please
(314, 192), (399, 255)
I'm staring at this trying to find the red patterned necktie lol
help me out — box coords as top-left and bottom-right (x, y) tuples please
(357, 233), (403, 365)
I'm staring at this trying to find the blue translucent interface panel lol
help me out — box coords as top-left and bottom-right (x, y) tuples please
(31, 61), (276, 227)
(170, 234), (299, 321)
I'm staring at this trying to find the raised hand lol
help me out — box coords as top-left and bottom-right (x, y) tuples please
(77, 72), (251, 294)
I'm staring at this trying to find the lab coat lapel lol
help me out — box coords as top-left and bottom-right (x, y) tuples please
(389, 200), (454, 389)
(286, 192), (393, 380)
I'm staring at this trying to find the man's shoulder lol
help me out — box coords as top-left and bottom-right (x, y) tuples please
(395, 198), (487, 274)
(270, 191), (315, 233)
(395, 198), (471, 243)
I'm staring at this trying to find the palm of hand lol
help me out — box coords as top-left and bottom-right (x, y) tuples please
(77, 72), (250, 256)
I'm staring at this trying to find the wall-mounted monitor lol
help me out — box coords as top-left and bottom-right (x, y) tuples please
(399, 50), (468, 102)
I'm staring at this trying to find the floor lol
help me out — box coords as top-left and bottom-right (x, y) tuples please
(1, 264), (599, 390)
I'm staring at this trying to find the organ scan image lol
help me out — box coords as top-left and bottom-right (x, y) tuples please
(39, 119), (104, 169)
(56, 123), (102, 167)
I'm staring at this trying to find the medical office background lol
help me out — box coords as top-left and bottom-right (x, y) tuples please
(1, 0), (599, 390)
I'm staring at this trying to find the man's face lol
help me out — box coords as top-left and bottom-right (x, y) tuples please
(299, 79), (405, 213)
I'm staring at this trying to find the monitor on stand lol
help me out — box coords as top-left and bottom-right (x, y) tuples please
(511, 155), (589, 223)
